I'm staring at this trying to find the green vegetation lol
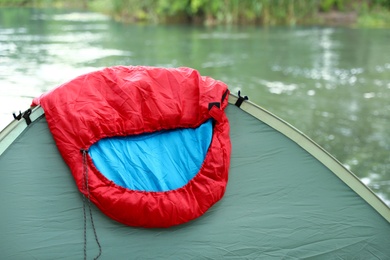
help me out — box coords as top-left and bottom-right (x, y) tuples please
(0, 0), (88, 8)
(87, 0), (326, 25)
(1, 0), (390, 27)
(356, 0), (390, 27)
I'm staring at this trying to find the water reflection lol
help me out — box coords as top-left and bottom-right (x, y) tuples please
(256, 79), (298, 95)
(0, 8), (389, 205)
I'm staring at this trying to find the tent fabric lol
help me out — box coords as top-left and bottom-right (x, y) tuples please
(1, 105), (389, 259)
(31, 66), (231, 227)
(89, 119), (213, 192)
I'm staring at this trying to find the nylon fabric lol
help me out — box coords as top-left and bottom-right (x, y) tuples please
(1, 108), (390, 259)
(89, 119), (213, 192)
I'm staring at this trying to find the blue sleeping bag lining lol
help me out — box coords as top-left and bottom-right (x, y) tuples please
(89, 119), (213, 192)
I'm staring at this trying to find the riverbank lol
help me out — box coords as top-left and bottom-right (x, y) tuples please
(88, 0), (390, 28)
(1, 0), (390, 27)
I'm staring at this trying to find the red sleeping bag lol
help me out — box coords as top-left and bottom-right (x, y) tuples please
(32, 66), (231, 227)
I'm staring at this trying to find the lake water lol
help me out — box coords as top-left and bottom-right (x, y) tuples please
(0, 8), (389, 205)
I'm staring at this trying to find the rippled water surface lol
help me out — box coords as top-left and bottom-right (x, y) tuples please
(0, 8), (389, 205)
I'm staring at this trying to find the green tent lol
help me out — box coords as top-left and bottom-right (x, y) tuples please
(1, 95), (389, 259)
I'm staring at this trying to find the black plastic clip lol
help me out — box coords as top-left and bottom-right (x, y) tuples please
(234, 91), (248, 108)
(13, 109), (32, 125)
(208, 102), (221, 110)
(13, 111), (22, 120)
(22, 109), (32, 125)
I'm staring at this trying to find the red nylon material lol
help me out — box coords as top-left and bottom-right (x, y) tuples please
(32, 66), (231, 227)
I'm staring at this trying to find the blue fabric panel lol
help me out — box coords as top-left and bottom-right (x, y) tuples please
(89, 120), (213, 192)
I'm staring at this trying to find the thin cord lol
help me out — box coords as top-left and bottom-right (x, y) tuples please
(82, 188), (87, 260)
(82, 149), (102, 260)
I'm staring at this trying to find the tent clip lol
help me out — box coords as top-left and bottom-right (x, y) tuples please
(13, 109), (32, 125)
(13, 111), (22, 120)
(235, 91), (248, 108)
